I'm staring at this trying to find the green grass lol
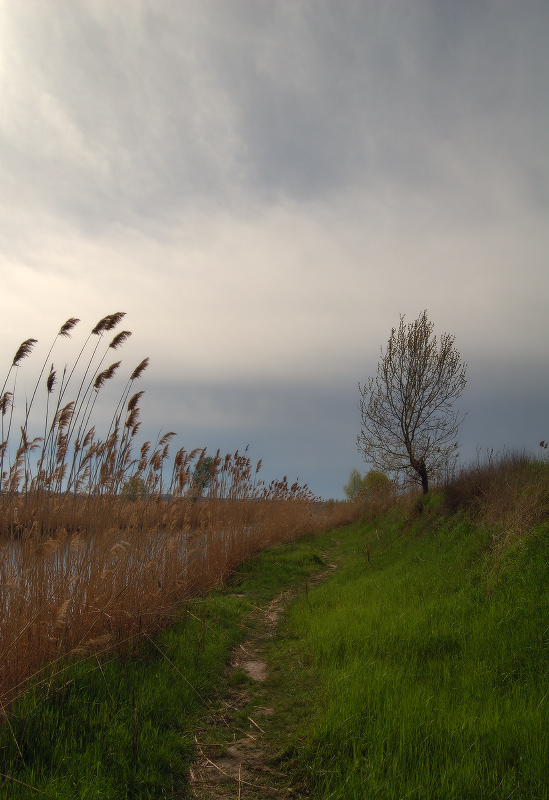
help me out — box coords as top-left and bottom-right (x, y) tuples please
(267, 510), (549, 799)
(0, 531), (337, 798)
(2, 498), (548, 799)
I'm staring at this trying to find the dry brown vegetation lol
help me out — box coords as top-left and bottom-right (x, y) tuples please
(0, 314), (352, 714)
(444, 449), (549, 552)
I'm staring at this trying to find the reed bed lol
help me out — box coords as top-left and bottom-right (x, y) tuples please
(0, 314), (336, 714)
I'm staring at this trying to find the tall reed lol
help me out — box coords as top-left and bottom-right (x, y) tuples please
(0, 315), (341, 714)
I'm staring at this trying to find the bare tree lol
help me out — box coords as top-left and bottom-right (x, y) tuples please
(357, 311), (467, 494)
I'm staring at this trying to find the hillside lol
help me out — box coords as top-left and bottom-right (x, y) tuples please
(1, 454), (548, 799)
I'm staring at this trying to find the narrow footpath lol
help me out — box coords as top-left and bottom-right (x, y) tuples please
(187, 556), (339, 799)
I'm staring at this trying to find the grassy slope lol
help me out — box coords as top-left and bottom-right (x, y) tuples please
(267, 503), (549, 799)
(1, 501), (548, 799)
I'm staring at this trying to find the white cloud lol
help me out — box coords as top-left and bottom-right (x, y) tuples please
(0, 0), (548, 497)
(2, 190), (547, 382)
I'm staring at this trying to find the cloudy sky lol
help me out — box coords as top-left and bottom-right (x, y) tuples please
(1, 0), (548, 498)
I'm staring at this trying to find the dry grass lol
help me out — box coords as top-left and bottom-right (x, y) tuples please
(444, 449), (549, 551)
(0, 315), (343, 714)
(0, 493), (327, 712)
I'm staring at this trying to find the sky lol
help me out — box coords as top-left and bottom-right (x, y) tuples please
(1, 0), (548, 499)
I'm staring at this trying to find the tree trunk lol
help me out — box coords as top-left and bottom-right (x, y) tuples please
(412, 457), (429, 494)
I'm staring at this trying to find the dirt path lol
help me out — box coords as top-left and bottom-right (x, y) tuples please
(187, 558), (338, 799)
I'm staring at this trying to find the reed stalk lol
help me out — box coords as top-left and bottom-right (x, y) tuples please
(0, 315), (346, 715)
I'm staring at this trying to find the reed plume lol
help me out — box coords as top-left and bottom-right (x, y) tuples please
(12, 339), (38, 367)
(109, 331), (132, 350)
(93, 361), (121, 392)
(92, 312), (126, 336)
(0, 339), (37, 432)
(58, 318), (80, 338)
(22, 319), (80, 439)
(0, 313), (332, 716)
(0, 339), (39, 489)
(1, 392), (12, 416)
(130, 358), (149, 382)
(46, 367), (57, 394)
(127, 391), (144, 412)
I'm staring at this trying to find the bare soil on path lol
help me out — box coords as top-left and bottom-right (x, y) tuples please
(187, 557), (339, 799)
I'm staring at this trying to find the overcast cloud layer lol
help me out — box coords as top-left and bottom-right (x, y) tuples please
(1, 1), (548, 498)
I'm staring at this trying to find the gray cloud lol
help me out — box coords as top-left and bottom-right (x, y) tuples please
(1, 0), (548, 229)
(0, 1), (548, 497)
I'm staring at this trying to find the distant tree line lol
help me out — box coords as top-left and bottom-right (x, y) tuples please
(343, 468), (392, 501)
